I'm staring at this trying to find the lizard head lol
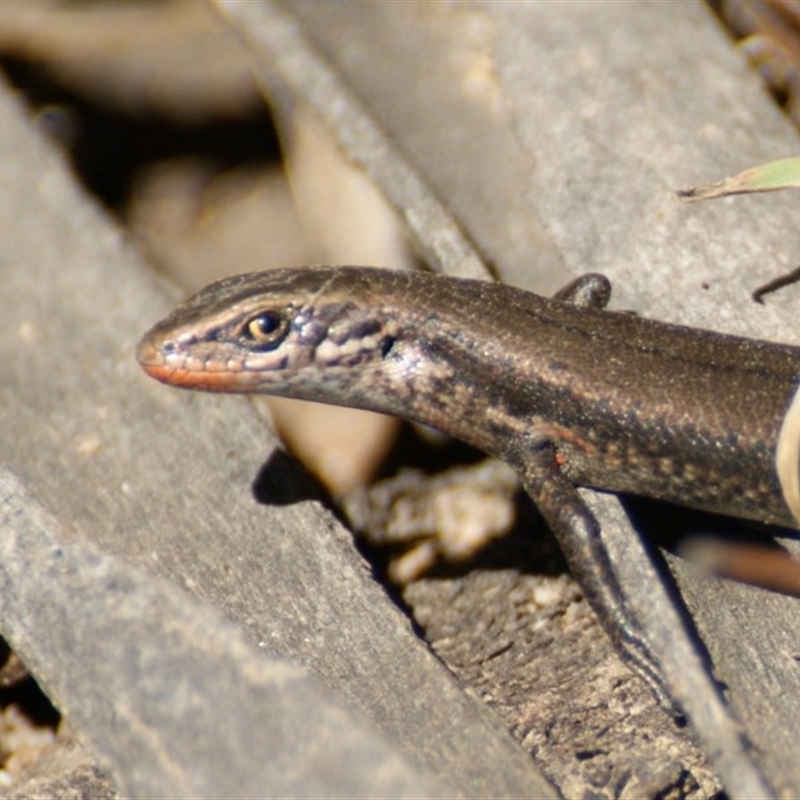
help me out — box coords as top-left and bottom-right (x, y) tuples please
(136, 267), (409, 404)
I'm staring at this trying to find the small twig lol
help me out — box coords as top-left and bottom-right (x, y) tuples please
(752, 264), (800, 303)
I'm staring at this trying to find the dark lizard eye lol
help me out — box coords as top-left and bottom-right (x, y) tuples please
(242, 310), (290, 350)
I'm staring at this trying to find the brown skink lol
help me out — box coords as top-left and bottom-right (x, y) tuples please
(136, 267), (800, 706)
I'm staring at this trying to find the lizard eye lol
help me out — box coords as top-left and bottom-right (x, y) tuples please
(242, 310), (290, 350)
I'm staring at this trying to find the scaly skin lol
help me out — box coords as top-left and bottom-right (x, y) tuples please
(137, 266), (800, 709)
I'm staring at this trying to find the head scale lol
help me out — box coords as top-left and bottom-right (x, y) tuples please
(137, 268), (403, 400)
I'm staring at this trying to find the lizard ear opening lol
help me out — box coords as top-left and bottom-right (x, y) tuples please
(380, 336), (396, 359)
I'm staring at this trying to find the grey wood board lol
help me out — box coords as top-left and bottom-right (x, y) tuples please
(0, 469), (439, 799)
(219, 0), (800, 796)
(0, 75), (554, 799)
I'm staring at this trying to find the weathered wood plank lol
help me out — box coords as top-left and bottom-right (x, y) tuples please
(0, 469), (439, 798)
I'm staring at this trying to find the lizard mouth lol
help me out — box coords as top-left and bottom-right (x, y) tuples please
(136, 336), (252, 392)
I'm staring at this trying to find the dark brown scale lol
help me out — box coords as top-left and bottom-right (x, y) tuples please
(137, 266), (800, 710)
(139, 266), (799, 528)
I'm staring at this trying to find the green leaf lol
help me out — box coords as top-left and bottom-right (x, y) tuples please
(677, 156), (800, 201)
